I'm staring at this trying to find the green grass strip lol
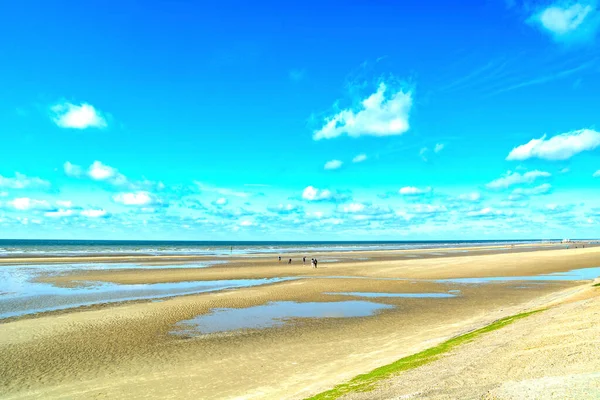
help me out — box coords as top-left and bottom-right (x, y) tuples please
(593, 283), (600, 287)
(306, 309), (544, 400)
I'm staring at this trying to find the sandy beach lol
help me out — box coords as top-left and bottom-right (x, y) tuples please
(1, 244), (599, 399)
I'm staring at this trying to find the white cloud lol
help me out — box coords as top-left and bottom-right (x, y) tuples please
(507, 129), (600, 161)
(81, 209), (108, 218)
(593, 170), (600, 177)
(324, 159), (343, 170)
(9, 198), (52, 211)
(419, 147), (429, 162)
(342, 203), (365, 213)
(88, 161), (118, 181)
(239, 220), (253, 227)
(195, 182), (249, 198)
(313, 82), (412, 140)
(534, 2), (597, 41)
(352, 154), (367, 163)
(399, 186), (431, 195)
(457, 192), (481, 202)
(434, 143), (445, 153)
(51, 102), (107, 129)
(215, 197), (228, 205)
(113, 191), (157, 206)
(45, 209), (74, 218)
(560, 167), (571, 173)
(64, 160), (160, 191)
(486, 170), (551, 189)
(0, 173), (50, 189)
(268, 203), (303, 215)
(510, 183), (552, 198)
(63, 162), (83, 177)
(302, 186), (333, 201)
(56, 200), (73, 208)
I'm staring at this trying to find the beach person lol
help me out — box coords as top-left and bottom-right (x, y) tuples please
(278, 256), (281, 263)
(311, 258), (315, 268)
(288, 258), (292, 264)
(314, 258), (318, 268)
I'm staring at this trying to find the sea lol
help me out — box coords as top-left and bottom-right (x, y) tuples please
(0, 239), (561, 257)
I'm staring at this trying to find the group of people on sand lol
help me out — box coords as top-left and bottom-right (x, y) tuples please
(278, 256), (318, 268)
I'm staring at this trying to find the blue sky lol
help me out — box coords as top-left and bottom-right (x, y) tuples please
(1, 0), (599, 240)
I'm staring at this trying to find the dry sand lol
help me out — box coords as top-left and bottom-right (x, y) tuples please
(0, 245), (599, 399)
(344, 284), (600, 400)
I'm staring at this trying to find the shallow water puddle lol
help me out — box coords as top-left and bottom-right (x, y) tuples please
(172, 300), (393, 335)
(0, 266), (292, 319)
(437, 266), (600, 284)
(325, 292), (457, 298)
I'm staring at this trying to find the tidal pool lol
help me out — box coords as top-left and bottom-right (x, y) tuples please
(325, 292), (457, 298)
(436, 266), (600, 284)
(172, 300), (393, 335)
(0, 262), (289, 319)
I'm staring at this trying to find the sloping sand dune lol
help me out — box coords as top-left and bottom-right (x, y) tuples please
(343, 285), (600, 400)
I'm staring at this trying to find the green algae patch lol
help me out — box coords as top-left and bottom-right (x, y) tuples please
(306, 309), (544, 400)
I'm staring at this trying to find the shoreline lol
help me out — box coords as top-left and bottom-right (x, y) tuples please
(1, 241), (595, 265)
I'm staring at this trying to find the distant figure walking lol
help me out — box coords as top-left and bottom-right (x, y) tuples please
(314, 258), (318, 268)
(311, 258), (315, 268)
(303, 256), (306, 265)
(278, 256), (281, 263)
(288, 258), (292, 264)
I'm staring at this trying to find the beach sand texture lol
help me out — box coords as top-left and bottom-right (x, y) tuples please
(0, 245), (599, 399)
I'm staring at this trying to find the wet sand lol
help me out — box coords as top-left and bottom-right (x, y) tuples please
(0, 245), (599, 399)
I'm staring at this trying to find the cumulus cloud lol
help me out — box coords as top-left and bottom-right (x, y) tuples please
(267, 203), (303, 214)
(88, 161), (115, 180)
(113, 191), (159, 206)
(352, 154), (367, 163)
(507, 129), (600, 161)
(302, 186), (333, 201)
(45, 209), (74, 218)
(195, 182), (249, 198)
(0, 173), (50, 189)
(457, 192), (481, 202)
(324, 160), (343, 170)
(8, 198), (52, 211)
(342, 203), (366, 213)
(486, 170), (551, 189)
(213, 197), (228, 206)
(56, 200), (73, 208)
(313, 82), (412, 140)
(510, 183), (552, 199)
(63, 162), (83, 177)
(399, 186), (431, 195)
(64, 160), (161, 191)
(51, 102), (107, 129)
(593, 170), (600, 177)
(532, 2), (599, 42)
(466, 207), (514, 219)
(301, 186), (349, 202)
(434, 143), (445, 153)
(81, 209), (108, 218)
